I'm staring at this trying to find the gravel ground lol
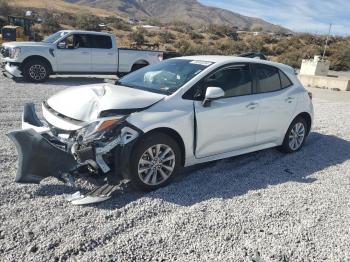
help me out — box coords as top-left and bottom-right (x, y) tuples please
(0, 74), (350, 262)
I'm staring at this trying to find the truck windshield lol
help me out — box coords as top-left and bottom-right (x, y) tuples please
(42, 31), (69, 43)
(117, 59), (213, 95)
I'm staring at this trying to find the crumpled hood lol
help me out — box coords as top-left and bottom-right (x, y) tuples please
(46, 83), (166, 122)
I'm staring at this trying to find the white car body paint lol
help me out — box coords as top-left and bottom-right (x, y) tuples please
(25, 56), (314, 168)
(46, 84), (165, 124)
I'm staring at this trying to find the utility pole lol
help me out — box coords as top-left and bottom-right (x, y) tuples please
(322, 23), (332, 60)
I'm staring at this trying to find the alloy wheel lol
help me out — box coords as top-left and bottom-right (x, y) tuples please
(29, 64), (47, 81)
(137, 144), (176, 186)
(288, 122), (306, 151)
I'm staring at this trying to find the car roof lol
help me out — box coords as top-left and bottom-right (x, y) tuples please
(60, 30), (112, 36)
(176, 55), (294, 73)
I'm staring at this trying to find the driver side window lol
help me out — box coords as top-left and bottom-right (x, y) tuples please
(62, 34), (75, 49)
(203, 64), (253, 98)
(59, 34), (89, 49)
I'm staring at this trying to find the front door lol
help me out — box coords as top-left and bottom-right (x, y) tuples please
(194, 64), (260, 158)
(55, 34), (91, 72)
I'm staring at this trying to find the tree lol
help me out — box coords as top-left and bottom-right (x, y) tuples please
(208, 24), (231, 37)
(158, 31), (175, 44)
(329, 40), (350, 71)
(130, 29), (145, 45)
(75, 12), (101, 31)
(40, 13), (61, 34)
(251, 26), (263, 32)
(0, 0), (12, 18)
(114, 18), (132, 31)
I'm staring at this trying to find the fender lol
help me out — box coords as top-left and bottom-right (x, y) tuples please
(22, 55), (54, 72)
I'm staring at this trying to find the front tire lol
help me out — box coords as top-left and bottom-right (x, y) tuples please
(280, 117), (308, 153)
(128, 133), (181, 191)
(23, 59), (50, 83)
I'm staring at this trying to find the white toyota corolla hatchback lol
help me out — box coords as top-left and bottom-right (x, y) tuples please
(8, 56), (313, 204)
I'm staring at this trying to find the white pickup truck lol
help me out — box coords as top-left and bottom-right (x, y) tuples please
(1, 30), (177, 82)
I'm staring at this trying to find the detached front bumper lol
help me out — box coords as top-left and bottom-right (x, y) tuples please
(7, 103), (140, 184)
(7, 129), (76, 183)
(7, 103), (76, 183)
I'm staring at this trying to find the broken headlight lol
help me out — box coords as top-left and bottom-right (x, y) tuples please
(78, 117), (125, 143)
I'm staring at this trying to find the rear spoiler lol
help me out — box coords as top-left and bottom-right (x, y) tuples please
(238, 52), (267, 60)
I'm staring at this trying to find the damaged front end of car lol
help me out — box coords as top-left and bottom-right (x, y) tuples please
(7, 103), (141, 186)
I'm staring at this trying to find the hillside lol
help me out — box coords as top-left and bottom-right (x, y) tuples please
(3, 0), (350, 71)
(10, 0), (116, 17)
(65, 0), (289, 32)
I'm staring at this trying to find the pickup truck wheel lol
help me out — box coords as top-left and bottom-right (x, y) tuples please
(23, 59), (50, 83)
(128, 133), (181, 191)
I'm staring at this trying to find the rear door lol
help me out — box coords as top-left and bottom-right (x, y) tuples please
(88, 34), (118, 72)
(55, 34), (92, 72)
(252, 64), (298, 145)
(194, 64), (260, 158)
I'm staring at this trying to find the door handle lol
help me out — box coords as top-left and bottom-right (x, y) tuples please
(81, 51), (89, 55)
(246, 102), (258, 109)
(285, 97), (295, 103)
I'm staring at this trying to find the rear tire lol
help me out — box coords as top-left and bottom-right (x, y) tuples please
(280, 117), (308, 153)
(23, 59), (50, 83)
(127, 133), (181, 191)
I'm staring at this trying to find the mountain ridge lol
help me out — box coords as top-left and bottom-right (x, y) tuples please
(65, 0), (289, 32)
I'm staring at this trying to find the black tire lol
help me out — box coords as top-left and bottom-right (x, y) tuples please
(279, 117), (308, 153)
(131, 63), (148, 72)
(23, 59), (50, 83)
(127, 132), (182, 191)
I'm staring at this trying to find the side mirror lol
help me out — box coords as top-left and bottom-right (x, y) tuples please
(202, 87), (225, 107)
(57, 41), (66, 49)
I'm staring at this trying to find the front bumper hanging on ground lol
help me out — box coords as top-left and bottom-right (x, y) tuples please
(7, 129), (77, 184)
(7, 103), (140, 193)
(7, 103), (77, 183)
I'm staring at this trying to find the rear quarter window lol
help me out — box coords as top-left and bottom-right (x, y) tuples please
(279, 70), (293, 88)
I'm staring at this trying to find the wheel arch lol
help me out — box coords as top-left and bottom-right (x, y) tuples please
(138, 127), (186, 166)
(131, 59), (150, 71)
(294, 112), (312, 135)
(22, 55), (53, 73)
(133, 59), (149, 66)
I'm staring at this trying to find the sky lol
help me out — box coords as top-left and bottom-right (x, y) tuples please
(199, 0), (350, 36)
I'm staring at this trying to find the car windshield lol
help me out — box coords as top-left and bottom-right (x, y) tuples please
(42, 31), (69, 43)
(117, 59), (213, 95)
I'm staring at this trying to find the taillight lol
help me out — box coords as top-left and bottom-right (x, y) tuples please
(308, 91), (312, 100)
(158, 53), (164, 61)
